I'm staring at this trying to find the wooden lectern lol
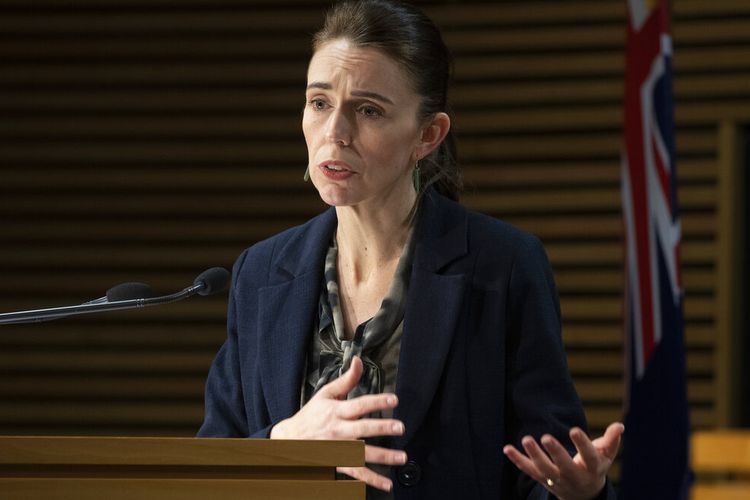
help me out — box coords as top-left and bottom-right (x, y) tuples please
(0, 436), (365, 499)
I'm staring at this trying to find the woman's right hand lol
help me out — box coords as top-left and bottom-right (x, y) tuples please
(269, 356), (407, 492)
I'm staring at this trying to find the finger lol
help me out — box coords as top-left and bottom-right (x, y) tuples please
(569, 427), (601, 471)
(336, 393), (399, 420)
(503, 444), (545, 482)
(337, 466), (392, 492)
(521, 436), (560, 480)
(342, 418), (405, 439)
(593, 422), (625, 459)
(365, 444), (407, 466)
(319, 356), (363, 399)
(539, 434), (577, 475)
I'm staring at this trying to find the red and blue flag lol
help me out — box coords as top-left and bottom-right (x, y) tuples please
(620, 0), (691, 497)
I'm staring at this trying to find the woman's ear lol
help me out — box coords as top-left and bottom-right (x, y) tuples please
(416, 112), (451, 160)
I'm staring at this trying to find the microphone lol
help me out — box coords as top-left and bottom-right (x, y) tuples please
(130, 267), (230, 307)
(194, 267), (230, 296)
(85, 282), (154, 305)
(3, 282), (156, 325)
(0, 268), (230, 326)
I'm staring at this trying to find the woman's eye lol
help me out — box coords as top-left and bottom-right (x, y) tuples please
(309, 99), (328, 111)
(359, 106), (382, 118)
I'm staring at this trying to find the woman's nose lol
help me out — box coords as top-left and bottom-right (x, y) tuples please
(325, 109), (351, 146)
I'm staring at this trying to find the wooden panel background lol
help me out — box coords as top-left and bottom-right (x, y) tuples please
(0, 0), (747, 443)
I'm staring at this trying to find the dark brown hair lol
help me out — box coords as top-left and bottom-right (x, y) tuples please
(313, 0), (462, 201)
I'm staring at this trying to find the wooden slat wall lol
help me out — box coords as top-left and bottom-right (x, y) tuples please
(0, 0), (746, 439)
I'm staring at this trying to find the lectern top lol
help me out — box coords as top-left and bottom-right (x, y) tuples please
(0, 436), (364, 468)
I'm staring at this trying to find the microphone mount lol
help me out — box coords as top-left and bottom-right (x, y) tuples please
(0, 267), (229, 326)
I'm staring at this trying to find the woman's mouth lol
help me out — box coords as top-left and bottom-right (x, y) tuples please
(318, 161), (354, 180)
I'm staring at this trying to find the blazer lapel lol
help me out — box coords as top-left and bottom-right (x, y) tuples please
(394, 192), (469, 446)
(254, 191), (469, 435)
(257, 209), (337, 423)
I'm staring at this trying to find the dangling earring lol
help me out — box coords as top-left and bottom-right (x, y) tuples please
(303, 166), (310, 182)
(412, 159), (421, 193)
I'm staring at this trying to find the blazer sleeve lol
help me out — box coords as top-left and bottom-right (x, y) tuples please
(503, 235), (615, 499)
(197, 248), (273, 439)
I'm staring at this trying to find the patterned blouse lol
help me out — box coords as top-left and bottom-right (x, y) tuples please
(301, 226), (417, 499)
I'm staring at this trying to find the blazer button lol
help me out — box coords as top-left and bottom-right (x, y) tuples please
(397, 460), (422, 486)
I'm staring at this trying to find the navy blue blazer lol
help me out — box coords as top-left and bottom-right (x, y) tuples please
(199, 190), (607, 499)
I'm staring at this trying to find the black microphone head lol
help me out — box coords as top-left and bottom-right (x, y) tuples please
(193, 267), (230, 296)
(106, 282), (154, 302)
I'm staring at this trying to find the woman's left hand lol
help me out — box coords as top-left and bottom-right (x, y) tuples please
(502, 422), (624, 500)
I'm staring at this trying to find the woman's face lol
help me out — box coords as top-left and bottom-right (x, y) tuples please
(303, 39), (424, 209)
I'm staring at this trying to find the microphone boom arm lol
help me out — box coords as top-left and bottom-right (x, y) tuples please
(0, 281), (212, 326)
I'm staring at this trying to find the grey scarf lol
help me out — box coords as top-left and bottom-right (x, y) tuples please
(303, 229), (416, 403)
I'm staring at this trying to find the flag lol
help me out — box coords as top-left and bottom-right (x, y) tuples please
(620, 0), (691, 498)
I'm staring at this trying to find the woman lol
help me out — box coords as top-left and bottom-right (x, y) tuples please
(198, 1), (623, 499)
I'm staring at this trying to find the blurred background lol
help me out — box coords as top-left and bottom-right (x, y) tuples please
(0, 0), (747, 463)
